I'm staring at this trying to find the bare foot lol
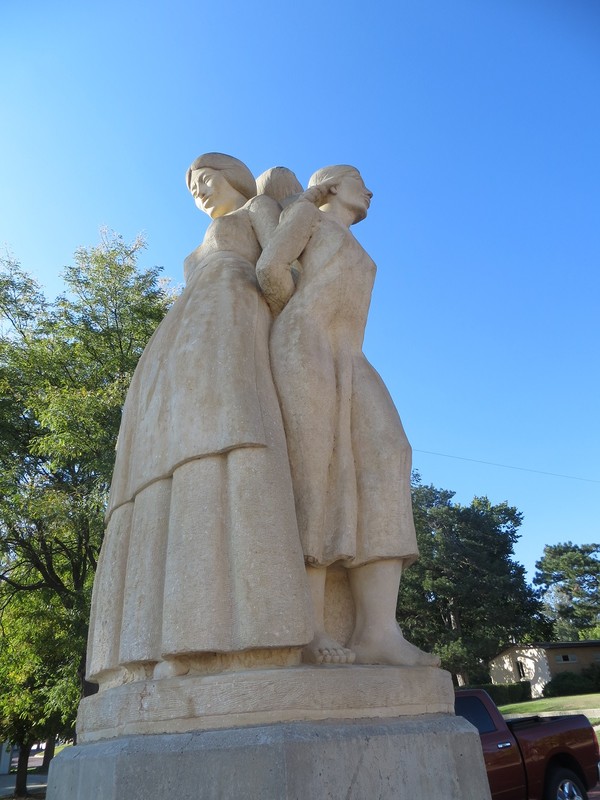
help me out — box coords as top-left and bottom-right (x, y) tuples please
(302, 632), (356, 665)
(350, 625), (440, 667)
(153, 657), (190, 679)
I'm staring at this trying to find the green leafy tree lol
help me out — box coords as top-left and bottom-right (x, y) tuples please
(397, 475), (551, 685)
(534, 542), (600, 640)
(0, 232), (173, 758)
(0, 588), (80, 795)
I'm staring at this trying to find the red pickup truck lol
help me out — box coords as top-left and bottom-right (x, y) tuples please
(455, 689), (600, 800)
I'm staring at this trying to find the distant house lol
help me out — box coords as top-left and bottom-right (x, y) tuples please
(489, 641), (600, 698)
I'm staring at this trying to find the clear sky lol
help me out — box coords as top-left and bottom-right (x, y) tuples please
(1, 0), (598, 582)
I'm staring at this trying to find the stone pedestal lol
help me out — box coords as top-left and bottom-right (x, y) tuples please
(48, 715), (490, 799)
(47, 665), (491, 799)
(77, 664), (454, 740)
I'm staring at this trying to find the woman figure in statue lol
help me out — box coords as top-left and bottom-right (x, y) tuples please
(256, 165), (440, 668)
(86, 154), (311, 688)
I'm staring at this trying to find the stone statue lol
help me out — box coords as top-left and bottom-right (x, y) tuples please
(86, 154), (312, 688)
(86, 153), (437, 695)
(47, 153), (496, 800)
(50, 155), (491, 800)
(256, 165), (303, 206)
(256, 166), (439, 667)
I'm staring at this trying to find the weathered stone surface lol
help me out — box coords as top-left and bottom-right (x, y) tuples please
(78, 664), (454, 742)
(48, 715), (492, 800)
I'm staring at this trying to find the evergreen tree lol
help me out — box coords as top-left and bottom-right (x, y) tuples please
(535, 542), (600, 640)
(397, 475), (551, 685)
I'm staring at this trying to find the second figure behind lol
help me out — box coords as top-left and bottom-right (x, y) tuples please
(257, 165), (440, 668)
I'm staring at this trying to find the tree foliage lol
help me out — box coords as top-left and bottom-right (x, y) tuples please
(397, 475), (551, 685)
(0, 232), (173, 763)
(534, 542), (600, 641)
(0, 587), (81, 794)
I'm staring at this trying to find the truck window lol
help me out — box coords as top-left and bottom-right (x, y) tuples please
(455, 695), (497, 734)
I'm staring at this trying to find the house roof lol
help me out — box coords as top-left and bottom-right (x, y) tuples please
(492, 640), (600, 660)
(532, 640), (600, 650)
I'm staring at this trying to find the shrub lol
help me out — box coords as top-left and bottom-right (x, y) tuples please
(580, 663), (600, 691)
(542, 671), (595, 698)
(469, 682), (531, 705)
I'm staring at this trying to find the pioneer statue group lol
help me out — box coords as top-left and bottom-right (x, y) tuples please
(85, 153), (439, 691)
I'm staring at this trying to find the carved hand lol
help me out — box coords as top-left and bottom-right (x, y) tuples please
(300, 179), (338, 206)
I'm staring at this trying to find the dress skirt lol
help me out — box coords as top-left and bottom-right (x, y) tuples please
(86, 253), (312, 684)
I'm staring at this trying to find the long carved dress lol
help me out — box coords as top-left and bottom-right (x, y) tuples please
(86, 200), (312, 686)
(259, 200), (418, 570)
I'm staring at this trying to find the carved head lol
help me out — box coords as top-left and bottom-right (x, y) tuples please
(256, 167), (303, 207)
(186, 153), (257, 219)
(308, 165), (373, 224)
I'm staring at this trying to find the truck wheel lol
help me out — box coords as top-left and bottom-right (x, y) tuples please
(544, 767), (588, 800)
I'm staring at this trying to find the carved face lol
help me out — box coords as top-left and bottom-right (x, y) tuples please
(334, 173), (373, 223)
(188, 168), (245, 219)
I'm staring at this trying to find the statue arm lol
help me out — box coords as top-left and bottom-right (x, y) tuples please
(247, 194), (281, 250)
(256, 199), (319, 315)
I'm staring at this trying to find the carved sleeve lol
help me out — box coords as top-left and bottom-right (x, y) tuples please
(255, 200), (319, 316)
(247, 195), (281, 250)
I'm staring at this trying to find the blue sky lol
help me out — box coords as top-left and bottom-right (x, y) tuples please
(1, 0), (598, 582)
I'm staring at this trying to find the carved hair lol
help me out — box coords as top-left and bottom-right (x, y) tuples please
(308, 165), (361, 188)
(186, 153), (257, 200)
(256, 167), (303, 205)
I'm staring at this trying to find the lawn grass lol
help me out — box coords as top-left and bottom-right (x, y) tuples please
(499, 692), (600, 716)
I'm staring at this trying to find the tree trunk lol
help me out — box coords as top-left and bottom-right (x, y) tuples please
(15, 742), (31, 797)
(42, 736), (55, 771)
(449, 608), (462, 634)
(456, 671), (470, 687)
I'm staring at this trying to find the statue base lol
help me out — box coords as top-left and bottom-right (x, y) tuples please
(47, 665), (491, 799)
(48, 715), (491, 799)
(77, 663), (453, 741)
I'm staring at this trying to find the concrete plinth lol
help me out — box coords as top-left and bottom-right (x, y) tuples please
(48, 714), (491, 800)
